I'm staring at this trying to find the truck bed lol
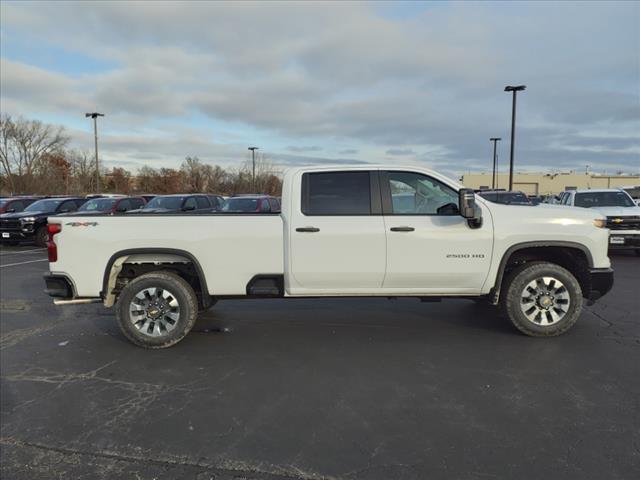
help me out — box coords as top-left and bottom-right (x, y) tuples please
(49, 214), (284, 298)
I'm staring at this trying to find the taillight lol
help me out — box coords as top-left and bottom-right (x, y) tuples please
(47, 223), (62, 262)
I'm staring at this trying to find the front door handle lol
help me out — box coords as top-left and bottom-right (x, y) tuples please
(390, 226), (415, 232)
(296, 227), (320, 233)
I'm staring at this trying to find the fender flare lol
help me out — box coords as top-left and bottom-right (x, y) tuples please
(489, 241), (594, 303)
(101, 248), (210, 307)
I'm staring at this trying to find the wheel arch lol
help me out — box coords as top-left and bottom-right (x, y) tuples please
(490, 241), (594, 304)
(101, 248), (211, 308)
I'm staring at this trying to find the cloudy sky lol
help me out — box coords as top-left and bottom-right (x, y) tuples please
(1, 1), (638, 177)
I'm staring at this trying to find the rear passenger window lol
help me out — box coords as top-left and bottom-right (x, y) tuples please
(196, 196), (210, 209)
(302, 172), (371, 215)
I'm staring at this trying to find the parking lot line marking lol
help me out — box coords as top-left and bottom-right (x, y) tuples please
(0, 259), (49, 268)
(0, 248), (47, 256)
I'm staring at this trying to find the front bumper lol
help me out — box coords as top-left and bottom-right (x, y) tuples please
(607, 232), (640, 250)
(43, 273), (74, 299)
(0, 231), (31, 242)
(587, 267), (614, 303)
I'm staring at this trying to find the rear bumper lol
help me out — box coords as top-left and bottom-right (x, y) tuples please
(588, 267), (614, 303)
(43, 273), (74, 299)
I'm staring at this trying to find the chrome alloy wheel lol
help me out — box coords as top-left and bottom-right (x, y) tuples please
(129, 287), (180, 337)
(520, 276), (571, 326)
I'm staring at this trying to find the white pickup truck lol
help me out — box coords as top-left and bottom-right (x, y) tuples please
(44, 165), (614, 348)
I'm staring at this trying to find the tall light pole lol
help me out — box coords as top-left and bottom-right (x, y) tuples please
(504, 85), (526, 191)
(248, 146), (259, 192)
(85, 112), (104, 193)
(490, 137), (501, 189)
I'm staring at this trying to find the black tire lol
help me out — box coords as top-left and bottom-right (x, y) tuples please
(116, 271), (198, 348)
(35, 226), (48, 247)
(634, 249), (640, 257)
(502, 261), (583, 337)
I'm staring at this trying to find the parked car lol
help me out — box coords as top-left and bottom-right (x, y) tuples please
(130, 194), (214, 213)
(60, 196), (146, 216)
(477, 190), (532, 205)
(0, 197), (86, 246)
(44, 165), (613, 348)
(222, 195), (280, 213)
(0, 196), (41, 214)
(560, 188), (640, 254)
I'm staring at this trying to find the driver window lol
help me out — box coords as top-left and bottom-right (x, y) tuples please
(386, 171), (458, 215)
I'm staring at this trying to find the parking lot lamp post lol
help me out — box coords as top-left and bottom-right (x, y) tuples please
(504, 85), (526, 191)
(248, 147), (259, 192)
(490, 137), (501, 189)
(85, 112), (105, 194)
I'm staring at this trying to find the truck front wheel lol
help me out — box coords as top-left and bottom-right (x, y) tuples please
(116, 271), (198, 348)
(502, 261), (583, 337)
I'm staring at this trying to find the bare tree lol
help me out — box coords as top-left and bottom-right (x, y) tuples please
(0, 114), (70, 193)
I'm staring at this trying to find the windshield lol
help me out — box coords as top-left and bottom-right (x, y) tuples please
(575, 191), (635, 208)
(79, 198), (116, 211)
(24, 199), (63, 212)
(144, 196), (185, 210)
(223, 198), (259, 212)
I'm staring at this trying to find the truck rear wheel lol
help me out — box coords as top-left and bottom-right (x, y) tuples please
(502, 261), (583, 337)
(116, 271), (198, 348)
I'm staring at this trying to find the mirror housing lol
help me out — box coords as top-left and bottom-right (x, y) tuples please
(458, 188), (476, 219)
(183, 203), (196, 211)
(458, 188), (482, 228)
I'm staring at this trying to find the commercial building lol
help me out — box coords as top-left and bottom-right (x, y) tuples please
(461, 172), (640, 196)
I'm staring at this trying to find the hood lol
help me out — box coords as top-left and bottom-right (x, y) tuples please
(582, 205), (640, 217)
(0, 210), (49, 219)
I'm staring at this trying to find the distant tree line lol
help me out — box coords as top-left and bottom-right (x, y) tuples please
(0, 114), (282, 196)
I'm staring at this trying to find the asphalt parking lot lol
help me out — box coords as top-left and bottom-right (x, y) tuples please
(0, 245), (638, 480)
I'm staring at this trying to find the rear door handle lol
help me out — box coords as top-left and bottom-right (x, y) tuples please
(390, 226), (415, 232)
(296, 227), (320, 233)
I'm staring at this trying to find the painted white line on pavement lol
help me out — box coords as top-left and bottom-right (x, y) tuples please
(0, 248), (47, 256)
(0, 259), (49, 268)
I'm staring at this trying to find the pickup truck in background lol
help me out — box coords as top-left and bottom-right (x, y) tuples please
(559, 188), (640, 255)
(1, 197), (87, 246)
(43, 165), (614, 348)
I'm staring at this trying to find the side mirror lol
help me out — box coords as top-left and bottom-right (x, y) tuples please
(458, 189), (476, 219)
(7, 208), (16, 213)
(116, 205), (127, 213)
(183, 204), (196, 211)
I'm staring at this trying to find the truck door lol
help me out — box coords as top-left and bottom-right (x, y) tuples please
(380, 170), (493, 293)
(288, 170), (386, 292)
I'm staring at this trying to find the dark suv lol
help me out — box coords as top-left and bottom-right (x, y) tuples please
(0, 197), (41, 214)
(222, 195), (281, 213)
(62, 196), (146, 216)
(0, 197), (86, 246)
(130, 194), (215, 213)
